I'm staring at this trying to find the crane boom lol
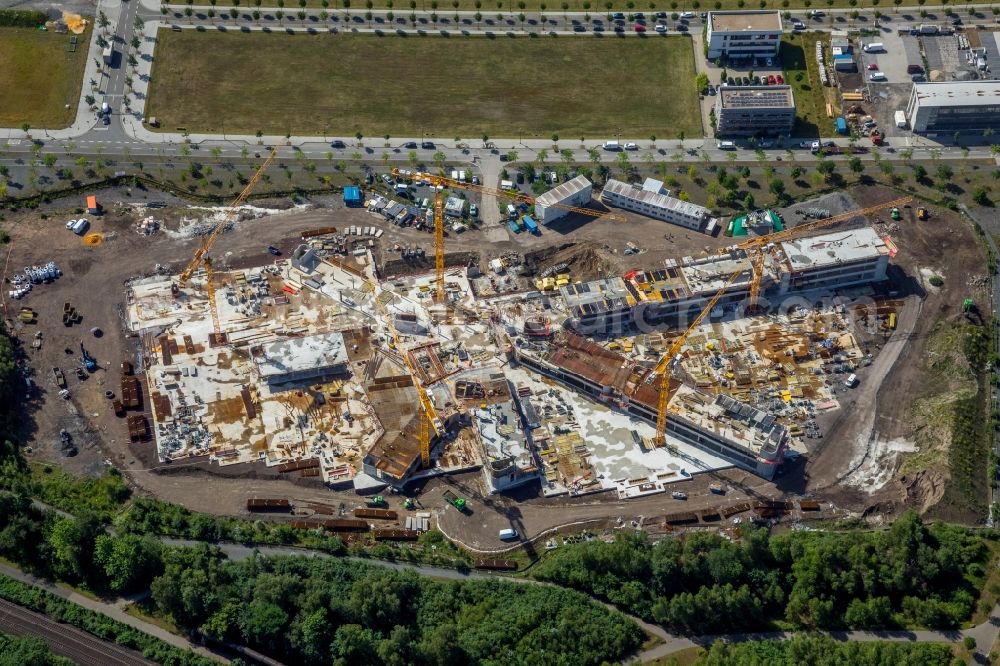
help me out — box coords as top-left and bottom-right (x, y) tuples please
(391, 169), (624, 221)
(651, 196), (910, 446)
(179, 147), (278, 284)
(738, 196), (911, 307)
(653, 270), (743, 446)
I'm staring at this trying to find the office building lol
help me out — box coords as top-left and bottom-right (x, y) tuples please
(706, 11), (783, 60)
(601, 179), (717, 232)
(906, 81), (1000, 134)
(715, 86), (796, 136)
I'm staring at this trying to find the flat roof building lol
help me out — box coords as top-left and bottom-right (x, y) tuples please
(716, 86), (796, 136)
(905, 81), (1000, 134)
(707, 11), (783, 60)
(535, 175), (593, 225)
(601, 179), (716, 233)
(256, 332), (349, 384)
(776, 227), (890, 292)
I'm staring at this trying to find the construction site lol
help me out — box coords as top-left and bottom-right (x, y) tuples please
(2, 143), (992, 548)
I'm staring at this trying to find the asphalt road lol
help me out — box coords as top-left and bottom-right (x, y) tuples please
(0, 596), (156, 666)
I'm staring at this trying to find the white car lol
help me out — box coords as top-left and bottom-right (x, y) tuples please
(680, 11), (694, 18)
(624, 142), (638, 151)
(655, 24), (667, 33)
(65, 219), (77, 230)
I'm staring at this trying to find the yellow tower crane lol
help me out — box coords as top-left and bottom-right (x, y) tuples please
(647, 196), (910, 447)
(391, 169), (622, 300)
(178, 147), (278, 342)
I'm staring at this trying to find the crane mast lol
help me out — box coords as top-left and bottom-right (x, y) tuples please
(651, 196), (911, 446)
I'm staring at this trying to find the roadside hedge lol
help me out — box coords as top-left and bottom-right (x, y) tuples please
(0, 10), (48, 27)
(0, 574), (216, 666)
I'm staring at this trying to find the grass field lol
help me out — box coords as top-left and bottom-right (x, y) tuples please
(146, 31), (702, 138)
(0, 26), (91, 129)
(780, 32), (835, 138)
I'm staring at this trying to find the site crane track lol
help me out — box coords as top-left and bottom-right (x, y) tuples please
(0, 597), (157, 666)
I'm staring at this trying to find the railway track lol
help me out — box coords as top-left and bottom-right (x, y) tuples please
(0, 596), (156, 666)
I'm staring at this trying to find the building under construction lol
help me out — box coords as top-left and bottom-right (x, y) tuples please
(563, 227), (890, 332)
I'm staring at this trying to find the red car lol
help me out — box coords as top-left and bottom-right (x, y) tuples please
(634, 23), (645, 32)
(776, 74), (784, 84)
(767, 74), (776, 85)
(868, 63), (879, 71)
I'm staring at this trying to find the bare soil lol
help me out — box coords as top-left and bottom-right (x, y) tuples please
(803, 184), (989, 523)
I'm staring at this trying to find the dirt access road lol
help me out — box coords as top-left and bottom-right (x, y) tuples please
(805, 185), (990, 522)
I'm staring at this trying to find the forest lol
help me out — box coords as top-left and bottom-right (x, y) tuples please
(532, 514), (993, 633)
(0, 492), (642, 666)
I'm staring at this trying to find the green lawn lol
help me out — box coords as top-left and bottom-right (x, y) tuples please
(146, 31), (702, 138)
(0, 26), (91, 128)
(780, 32), (835, 138)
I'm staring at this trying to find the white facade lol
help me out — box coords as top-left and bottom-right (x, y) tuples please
(706, 11), (783, 60)
(600, 179), (714, 232)
(534, 175), (594, 224)
(906, 81), (1000, 134)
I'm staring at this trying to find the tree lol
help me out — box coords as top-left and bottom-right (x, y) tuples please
(848, 156), (864, 176)
(506, 149), (519, 163)
(936, 164), (953, 182)
(433, 151), (446, 169)
(913, 164), (927, 181)
(769, 178), (785, 198)
(240, 600), (288, 651)
(93, 534), (162, 594)
(816, 159), (836, 182)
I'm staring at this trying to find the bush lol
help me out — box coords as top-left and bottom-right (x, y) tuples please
(929, 275), (944, 287)
(963, 635), (976, 650)
(0, 9), (47, 27)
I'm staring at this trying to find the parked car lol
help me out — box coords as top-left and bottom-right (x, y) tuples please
(907, 64), (924, 74)
(330, 140), (346, 148)
(867, 63), (878, 70)
(675, 23), (688, 31)
(624, 142), (638, 150)
(655, 11), (667, 18)
(680, 11), (694, 18)
(671, 491), (688, 500)
(765, 57), (773, 67)
(767, 75), (776, 84)
(655, 23), (667, 32)
(775, 75), (784, 84)
(469, 204), (478, 218)
(404, 141), (417, 148)
(611, 11), (625, 19)
(633, 12), (644, 19)
(267, 245), (281, 256)
(911, 74), (926, 82)
(634, 23), (645, 32)
(421, 141), (435, 149)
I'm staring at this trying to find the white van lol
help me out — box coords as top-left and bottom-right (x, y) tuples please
(717, 140), (736, 150)
(602, 140), (622, 151)
(499, 528), (519, 540)
(506, 204), (517, 218)
(72, 218), (89, 235)
(869, 72), (887, 81)
(863, 42), (884, 53)
(844, 373), (858, 388)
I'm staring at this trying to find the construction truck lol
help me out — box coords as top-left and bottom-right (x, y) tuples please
(442, 489), (467, 512)
(917, 207), (928, 220)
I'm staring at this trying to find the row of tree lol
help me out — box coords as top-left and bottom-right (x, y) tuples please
(0, 631), (75, 666)
(532, 512), (991, 633)
(695, 636), (952, 666)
